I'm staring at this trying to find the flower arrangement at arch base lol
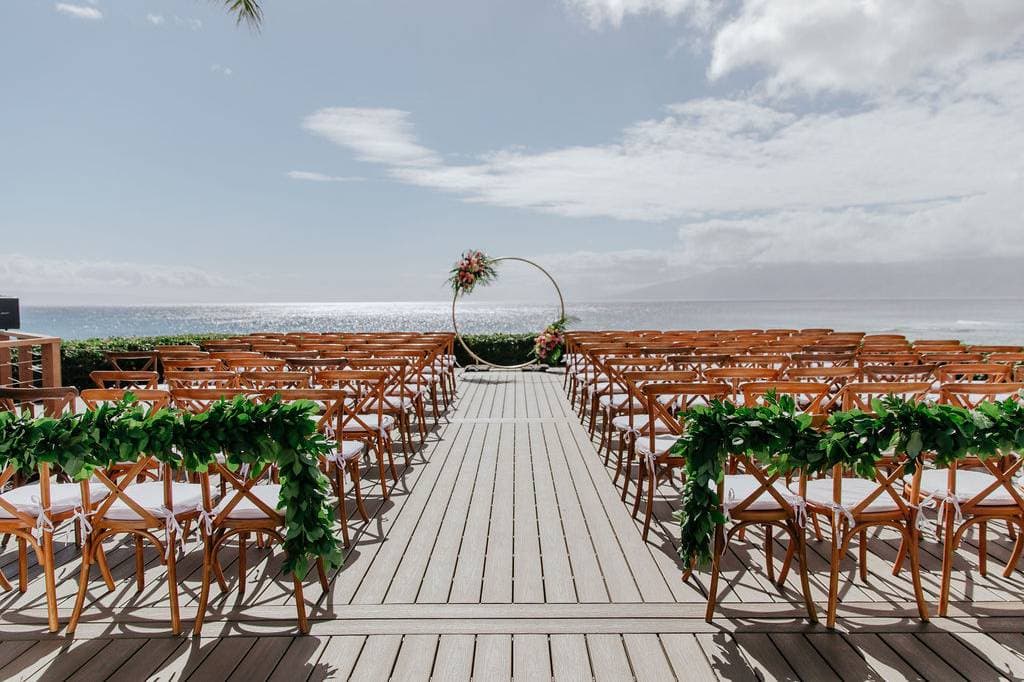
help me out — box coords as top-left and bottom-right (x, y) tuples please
(532, 316), (570, 366)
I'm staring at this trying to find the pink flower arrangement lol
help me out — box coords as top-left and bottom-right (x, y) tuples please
(533, 317), (569, 365)
(448, 250), (497, 294)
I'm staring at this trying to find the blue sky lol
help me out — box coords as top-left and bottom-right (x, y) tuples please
(3, 1), (1024, 303)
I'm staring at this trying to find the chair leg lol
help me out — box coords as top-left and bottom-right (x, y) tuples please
(96, 543), (116, 592)
(705, 525), (725, 622)
(42, 531), (59, 633)
(892, 537), (908, 576)
(938, 506), (957, 617)
(293, 571), (309, 635)
(907, 524), (929, 622)
(858, 529), (868, 582)
(167, 534), (181, 635)
(17, 537), (27, 593)
(193, 545), (213, 636)
(764, 525), (775, 583)
(778, 536), (796, 586)
(238, 532), (248, 596)
(351, 460), (369, 522)
(642, 460), (657, 541)
(67, 539), (94, 635)
(134, 536), (146, 592)
(811, 513), (824, 542)
(631, 462), (645, 518)
(827, 524), (843, 629)
(336, 466), (351, 550)
(316, 558), (329, 591)
(0, 568), (10, 592)
(978, 520), (988, 577)
(620, 447), (634, 502)
(794, 525), (818, 623)
(1003, 520), (1024, 578)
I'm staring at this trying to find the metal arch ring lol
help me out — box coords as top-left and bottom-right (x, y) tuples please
(451, 256), (566, 370)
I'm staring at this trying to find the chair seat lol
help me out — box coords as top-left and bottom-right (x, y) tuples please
(215, 484), (281, 520)
(0, 480), (110, 519)
(635, 434), (683, 457)
(721, 475), (793, 512)
(909, 469), (1019, 506)
(369, 396), (416, 411)
(103, 482), (205, 521)
(341, 414), (396, 432)
(795, 478), (902, 514)
(610, 414), (673, 434)
(333, 440), (366, 460)
(599, 395), (642, 410)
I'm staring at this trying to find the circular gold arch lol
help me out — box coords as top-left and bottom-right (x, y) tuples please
(451, 256), (566, 370)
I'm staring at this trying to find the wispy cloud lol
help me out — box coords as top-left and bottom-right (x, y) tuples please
(174, 16), (202, 30)
(55, 3), (102, 20)
(0, 254), (231, 295)
(146, 13), (165, 25)
(287, 170), (364, 183)
(302, 108), (441, 167)
(210, 64), (233, 77)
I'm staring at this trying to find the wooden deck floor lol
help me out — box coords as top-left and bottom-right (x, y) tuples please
(4, 371), (1024, 679)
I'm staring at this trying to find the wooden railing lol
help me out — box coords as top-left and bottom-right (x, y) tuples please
(0, 331), (62, 389)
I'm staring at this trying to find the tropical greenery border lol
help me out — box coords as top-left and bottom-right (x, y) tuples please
(672, 394), (1024, 569)
(0, 394), (341, 575)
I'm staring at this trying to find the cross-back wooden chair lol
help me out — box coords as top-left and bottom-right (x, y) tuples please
(80, 389), (172, 483)
(314, 370), (397, 499)
(785, 382), (932, 628)
(224, 357), (288, 373)
(905, 383), (1024, 616)
(285, 357), (349, 374)
(89, 370), (159, 389)
(934, 363), (1012, 384)
(0, 387), (88, 632)
(103, 350), (157, 373)
(667, 354), (729, 380)
(705, 367), (780, 402)
(345, 358), (425, 456)
(592, 357), (667, 454)
(68, 419), (211, 635)
(161, 359), (225, 374)
(859, 364), (937, 383)
(632, 382), (731, 542)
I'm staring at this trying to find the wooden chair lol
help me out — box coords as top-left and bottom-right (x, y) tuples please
(224, 358), (287, 373)
(103, 350), (157, 373)
(68, 455), (209, 635)
(910, 383), (1024, 616)
(193, 457), (328, 635)
(0, 387), (90, 632)
(705, 367), (779, 403)
(934, 363), (1012, 384)
(793, 382), (934, 628)
(80, 389), (171, 483)
(859, 364), (937, 383)
(238, 371), (311, 390)
(633, 382), (730, 541)
(314, 370), (398, 499)
(345, 358), (425, 456)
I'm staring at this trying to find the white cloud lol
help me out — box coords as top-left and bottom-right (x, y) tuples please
(709, 0), (1024, 94)
(302, 108), (441, 167)
(563, 0), (718, 29)
(0, 254), (231, 295)
(174, 16), (203, 30)
(210, 64), (233, 77)
(287, 170), (363, 183)
(305, 54), (1024, 267)
(55, 3), (102, 20)
(146, 13), (165, 25)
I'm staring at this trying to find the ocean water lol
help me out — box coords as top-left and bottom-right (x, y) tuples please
(16, 299), (1024, 345)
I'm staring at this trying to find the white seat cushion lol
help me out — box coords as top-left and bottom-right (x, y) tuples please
(721, 474), (794, 512)
(333, 440), (366, 460)
(103, 482), (205, 520)
(0, 480), (110, 518)
(341, 413), (396, 432)
(610, 415), (674, 434)
(215, 484), (281, 520)
(911, 469), (1018, 506)
(371, 396), (416, 411)
(598, 395), (642, 410)
(635, 434), (683, 457)
(796, 478), (901, 513)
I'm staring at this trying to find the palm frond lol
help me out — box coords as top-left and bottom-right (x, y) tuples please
(223, 0), (263, 29)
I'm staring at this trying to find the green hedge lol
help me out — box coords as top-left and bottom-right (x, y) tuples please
(61, 333), (539, 389)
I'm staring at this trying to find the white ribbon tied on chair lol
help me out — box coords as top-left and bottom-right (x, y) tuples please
(789, 496), (808, 529)
(71, 506), (93, 537)
(29, 495), (54, 543)
(829, 502), (857, 530)
(162, 508), (185, 560)
(195, 504), (216, 537)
